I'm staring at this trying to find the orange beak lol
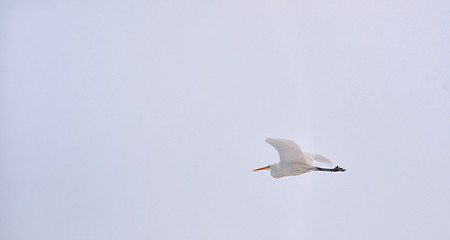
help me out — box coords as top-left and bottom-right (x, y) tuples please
(253, 165), (270, 171)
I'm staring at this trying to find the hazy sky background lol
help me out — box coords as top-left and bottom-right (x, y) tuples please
(1, 1), (450, 239)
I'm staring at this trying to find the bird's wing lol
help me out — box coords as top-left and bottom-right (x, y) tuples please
(265, 138), (307, 164)
(302, 152), (333, 166)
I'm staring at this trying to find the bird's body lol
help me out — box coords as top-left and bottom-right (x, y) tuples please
(267, 162), (313, 178)
(253, 138), (345, 178)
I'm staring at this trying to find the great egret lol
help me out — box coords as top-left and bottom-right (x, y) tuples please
(253, 138), (345, 178)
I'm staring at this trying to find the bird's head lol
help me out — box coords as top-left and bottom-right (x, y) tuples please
(253, 165), (271, 172)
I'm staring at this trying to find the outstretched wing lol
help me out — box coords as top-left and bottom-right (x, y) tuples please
(265, 138), (307, 164)
(302, 152), (333, 166)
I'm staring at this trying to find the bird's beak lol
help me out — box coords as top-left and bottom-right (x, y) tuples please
(253, 165), (270, 171)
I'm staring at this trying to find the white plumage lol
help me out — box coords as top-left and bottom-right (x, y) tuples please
(253, 138), (345, 178)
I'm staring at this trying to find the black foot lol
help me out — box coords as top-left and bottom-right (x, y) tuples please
(334, 166), (345, 172)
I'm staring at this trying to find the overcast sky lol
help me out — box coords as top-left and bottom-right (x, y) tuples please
(1, 1), (450, 240)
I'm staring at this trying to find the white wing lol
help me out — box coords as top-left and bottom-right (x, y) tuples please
(302, 152), (333, 166)
(265, 138), (307, 164)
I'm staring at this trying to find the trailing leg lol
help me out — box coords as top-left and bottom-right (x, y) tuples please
(315, 166), (346, 172)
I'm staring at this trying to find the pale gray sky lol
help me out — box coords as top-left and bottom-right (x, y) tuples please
(1, 1), (450, 240)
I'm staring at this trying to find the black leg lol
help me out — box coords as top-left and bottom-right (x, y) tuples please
(315, 166), (346, 172)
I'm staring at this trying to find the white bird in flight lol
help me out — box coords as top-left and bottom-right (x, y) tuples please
(253, 138), (345, 178)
